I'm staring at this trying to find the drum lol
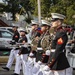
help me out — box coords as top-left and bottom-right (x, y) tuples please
(36, 47), (44, 62)
(19, 46), (31, 55)
(67, 52), (75, 68)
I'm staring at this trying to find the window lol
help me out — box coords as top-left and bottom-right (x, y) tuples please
(0, 27), (13, 33)
(1, 31), (12, 38)
(8, 29), (14, 33)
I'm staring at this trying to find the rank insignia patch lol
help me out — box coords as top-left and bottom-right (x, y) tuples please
(57, 38), (63, 44)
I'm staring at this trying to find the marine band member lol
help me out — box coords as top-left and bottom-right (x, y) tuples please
(36, 20), (51, 62)
(48, 13), (72, 75)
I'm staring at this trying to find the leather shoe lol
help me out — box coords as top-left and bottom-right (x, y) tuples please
(2, 67), (10, 71)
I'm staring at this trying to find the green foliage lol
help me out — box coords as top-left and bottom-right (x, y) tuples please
(30, 0), (37, 16)
(0, 3), (6, 13)
(2, 0), (21, 20)
(48, 0), (75, 25)
(1, 0), (75, 24)
(2, 0), (33, 22)
(19, 0), (33, 23)
(41, 0), (51, 17)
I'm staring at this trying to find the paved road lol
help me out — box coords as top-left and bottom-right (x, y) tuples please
(0, 64), (23, 75)
(0, 64), (75, 75)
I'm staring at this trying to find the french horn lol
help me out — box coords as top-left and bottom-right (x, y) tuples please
(41, 35), (51, 51)
(31, 37), (39, 51)
(40, 29), (52, 51)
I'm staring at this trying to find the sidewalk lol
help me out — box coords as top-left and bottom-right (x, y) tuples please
(0, 56), (15, 64)
(0, 64), (23, 75)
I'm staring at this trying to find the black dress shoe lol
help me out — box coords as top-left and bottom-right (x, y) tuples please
(2, 67), (10, 71)
(12, 73), (19, 75)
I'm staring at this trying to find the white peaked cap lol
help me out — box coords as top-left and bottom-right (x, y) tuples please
(29, 52), (34, 57)
(18, 28), (25, 32)
(32, 63), (40, 74)
(41, 20), (50, 26)
(31, 20), (39, 25)
(51, 13), (65, 20)
(45, 50), (50, 56)
(43, 66), (50, 71)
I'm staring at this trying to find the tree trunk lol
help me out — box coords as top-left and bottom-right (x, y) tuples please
(12, 12), (16, 21)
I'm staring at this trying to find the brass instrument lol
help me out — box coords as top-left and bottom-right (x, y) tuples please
(49, 27), (55, 34)
(31, 27), (55, 51)
(29, 30), (40, 51)
(41, 30), (52, 51)
(31, 38), (39, 51)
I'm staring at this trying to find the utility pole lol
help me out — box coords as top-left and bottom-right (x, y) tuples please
(37, 0), (41, 25)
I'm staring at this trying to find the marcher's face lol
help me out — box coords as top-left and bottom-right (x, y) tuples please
(51, 21), (58, 28)
(12, 27), (17, 32)
(32, 25), (38, 30)
(35, 25), (38, 30)
(51, 20), (62, 28)
(41, 26), (46, 32)
(20, 32), (25, 36)
(31, 26), (35, 30)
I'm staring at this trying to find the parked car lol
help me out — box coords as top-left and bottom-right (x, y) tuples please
(0, 29), (13, 50)
(0, 27), (14, 33)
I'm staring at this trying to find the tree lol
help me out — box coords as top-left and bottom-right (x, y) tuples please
(30, 0), (52, 17)
(2, 0), (21, 20)
(1, 0), (75, 24)
(0, 3), (6, 13)
(49, 0), (75, 24)
(30, 0), (37, 16)
(20, 0), (33, 23)
(41, 0), (52, 17)
(2, 0), (33, 23)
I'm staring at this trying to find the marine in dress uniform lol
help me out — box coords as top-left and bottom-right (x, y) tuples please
(2, 26), (20, 71)
(7, 30), (27, 75)
(27, 20), (41, 44)
(48, 13), (72, 75)
(14, 30), (28, 75)
(36, 20), (51, 62)
(26, 20), (41, 57)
